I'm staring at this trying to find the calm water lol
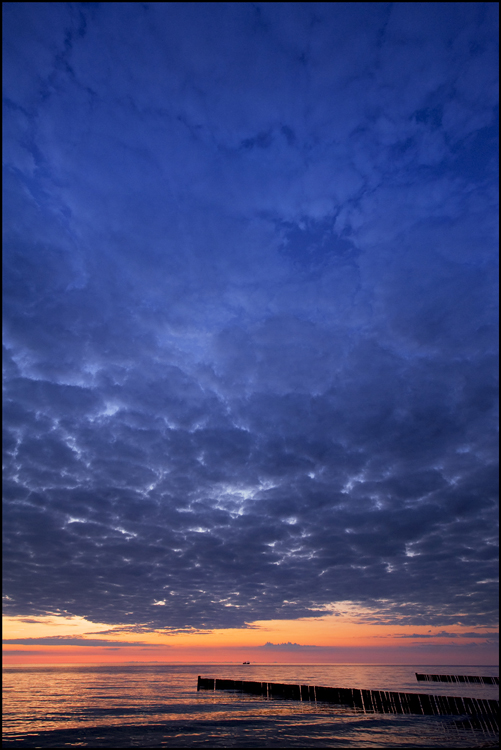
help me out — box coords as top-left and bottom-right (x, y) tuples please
(2, 663), (499, 748)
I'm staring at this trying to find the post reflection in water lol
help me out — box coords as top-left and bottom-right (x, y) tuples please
(2, 664), (499, 748)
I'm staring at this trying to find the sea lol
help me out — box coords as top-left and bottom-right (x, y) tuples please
(2, 663), (499, 748)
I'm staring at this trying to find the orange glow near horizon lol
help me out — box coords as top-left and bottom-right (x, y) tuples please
(3, 606), (498, 666)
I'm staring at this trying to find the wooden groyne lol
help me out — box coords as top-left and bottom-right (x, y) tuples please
(197, 677), (499, 730)
(416, 672), (499, 685)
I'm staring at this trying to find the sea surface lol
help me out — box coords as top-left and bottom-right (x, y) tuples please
(2, 663), (499, 748)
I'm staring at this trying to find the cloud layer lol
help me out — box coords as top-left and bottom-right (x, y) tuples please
(3, 3), (498, 632)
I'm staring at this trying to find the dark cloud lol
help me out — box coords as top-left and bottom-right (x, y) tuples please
(2, 3), (498, 633)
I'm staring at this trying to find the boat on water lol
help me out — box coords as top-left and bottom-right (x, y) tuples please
(242, 661), (250, 664)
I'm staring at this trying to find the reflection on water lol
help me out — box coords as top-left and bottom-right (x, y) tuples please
(2, 664), (499, 748)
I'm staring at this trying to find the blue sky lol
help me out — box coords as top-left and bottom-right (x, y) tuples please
(3, 3), (499, 641)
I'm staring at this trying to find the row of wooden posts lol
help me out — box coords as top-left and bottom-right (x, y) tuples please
(416, 672), (498, 685)
(197, 676), (499, 729)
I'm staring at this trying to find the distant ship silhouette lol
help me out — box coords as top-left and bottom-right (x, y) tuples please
(242, 661), (250, 664)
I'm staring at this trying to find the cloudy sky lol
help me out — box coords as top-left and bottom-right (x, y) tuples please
(3, 2), (498, 664)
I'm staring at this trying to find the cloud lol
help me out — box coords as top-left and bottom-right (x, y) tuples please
(2, 637), (165, 648)
(2, 650), (54, 656)
(261, 641), (321, 650)
(393, 631), (499, 639)
(2, 3), (498, 634)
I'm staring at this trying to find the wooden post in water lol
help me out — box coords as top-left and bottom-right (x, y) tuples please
(197, 676), (499, 728)
(416, 672), (499, 685)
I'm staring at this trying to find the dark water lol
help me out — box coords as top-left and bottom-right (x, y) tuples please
(2, 663), (499, 748)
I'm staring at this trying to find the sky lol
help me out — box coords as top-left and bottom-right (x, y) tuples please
(2, 2), (499, 666)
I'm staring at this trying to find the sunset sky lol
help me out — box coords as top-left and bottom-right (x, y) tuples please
(3, 2), (499, 666)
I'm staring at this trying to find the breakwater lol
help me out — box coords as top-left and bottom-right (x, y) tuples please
(197, 677), (499, 731)
(416, 672), (499, 685)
